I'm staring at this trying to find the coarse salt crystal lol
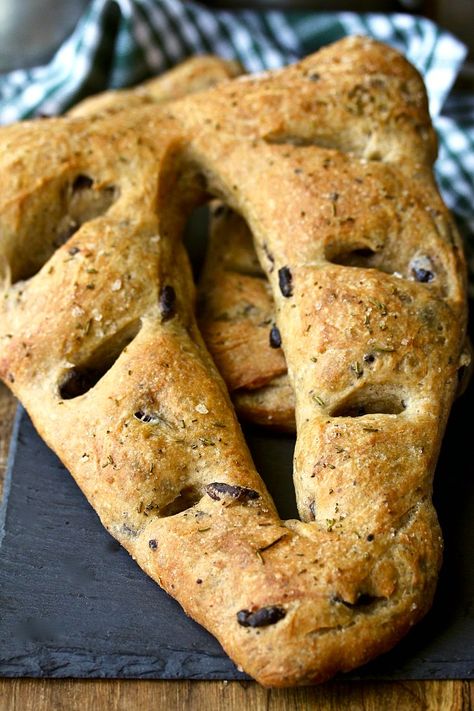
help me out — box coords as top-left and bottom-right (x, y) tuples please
(72, 305), (84, 317)
(111, 279), (122, 291)
(195, 403), (208, 414)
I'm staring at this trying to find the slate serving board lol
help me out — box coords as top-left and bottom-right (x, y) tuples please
(0, 377), (473, 680)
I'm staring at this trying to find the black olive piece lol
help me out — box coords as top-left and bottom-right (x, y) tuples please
(363, 354), (375, 364)
(412, 267), (434, 283)
(367, 534), (374, 542)
(148, 539), (158, 550)
(269, 325), (281, 349)
(278, 266), (293, 297)
(159, 285), (176, 322)
(134, 411), (154, 423)
(237, 605), (286, 628)
(72, 174), (94, 191)
(206, 482), (260, 503)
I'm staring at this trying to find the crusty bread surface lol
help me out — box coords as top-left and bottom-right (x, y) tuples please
(0, 38), (468, 686)
(198, 203), (471, 429)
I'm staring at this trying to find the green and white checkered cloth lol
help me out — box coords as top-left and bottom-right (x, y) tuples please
(1, 0), (473, 288)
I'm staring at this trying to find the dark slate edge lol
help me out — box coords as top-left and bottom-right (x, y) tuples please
(0, 405), (23, 549)
(346, 661), (474, 681)
(0, 408), (248, 681)
(1, 408), (473, 682)
(0, 651), (472, 680)
(0, 649), (249, 680)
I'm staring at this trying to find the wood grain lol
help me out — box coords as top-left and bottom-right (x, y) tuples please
(0, 679), (473, 711)
(0, 383), (472, 709)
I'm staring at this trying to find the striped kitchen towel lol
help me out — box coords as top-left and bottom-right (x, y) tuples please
(0, 0), (473, 286)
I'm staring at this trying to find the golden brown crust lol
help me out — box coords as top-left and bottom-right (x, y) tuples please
(198, 203), (470, 429)
(73, 55), (295, 430)
(0, 37), (467, 686)
(233, 375), (295, 431)
(197, 204), (294, 430)
(198, 204), (287, 390)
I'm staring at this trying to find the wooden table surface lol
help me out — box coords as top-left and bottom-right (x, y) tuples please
(0, 383), (472, 710)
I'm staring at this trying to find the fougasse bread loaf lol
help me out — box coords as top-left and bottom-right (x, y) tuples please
(0, 37), (468, 686)
(198, 202), (296, 430)
(72, 57), (296, 430)
(198, 202), (471, 430)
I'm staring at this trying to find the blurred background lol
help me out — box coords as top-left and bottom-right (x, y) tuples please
(0, 0), (472, 88)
